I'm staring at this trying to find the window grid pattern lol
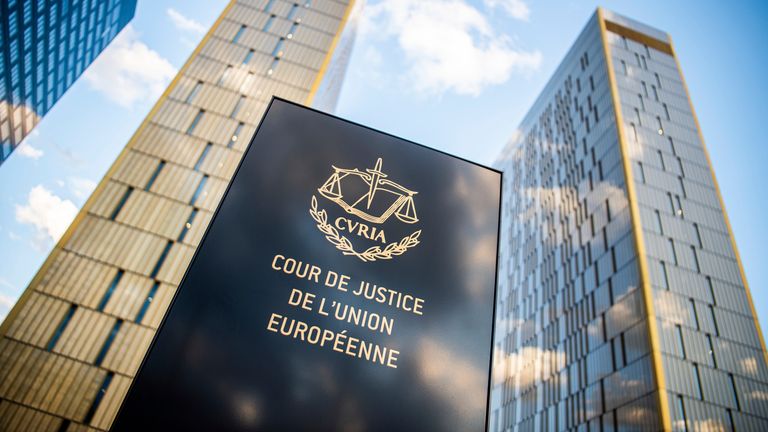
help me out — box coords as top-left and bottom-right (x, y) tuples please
(490, 13), (661, 432)
(0, 0), (353, 430)
(608, 20), (768, 430)
(0, 0), (136, 165)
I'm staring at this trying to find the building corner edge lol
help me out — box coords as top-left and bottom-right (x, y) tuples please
(596, 7), (672, 431)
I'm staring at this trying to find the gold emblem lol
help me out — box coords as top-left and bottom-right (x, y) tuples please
(310, 158), (421, 262)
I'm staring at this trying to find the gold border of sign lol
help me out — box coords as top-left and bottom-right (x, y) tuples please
(310, 196), (420, 262)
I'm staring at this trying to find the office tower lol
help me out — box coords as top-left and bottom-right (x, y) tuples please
(490, 8), (768, 431)
(0, 0), (357, 430)
(0, 0), (138, 166)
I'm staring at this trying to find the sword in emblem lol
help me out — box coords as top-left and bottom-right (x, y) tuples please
(365, 158), (386, 210)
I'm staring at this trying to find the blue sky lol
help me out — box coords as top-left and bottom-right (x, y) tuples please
(1, 0), (767, 339)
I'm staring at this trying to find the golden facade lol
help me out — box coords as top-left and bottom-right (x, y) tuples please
(0, 1), (355, 430)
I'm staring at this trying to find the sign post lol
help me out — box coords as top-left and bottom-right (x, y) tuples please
(112, 98), (502, 431)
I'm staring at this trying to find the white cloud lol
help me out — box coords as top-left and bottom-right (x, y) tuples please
(363, 0), (541, 96)
(485, 0), (530, 21)
(0, 292), (14, 325)
(417, 338), (486, 422)
(84, 25), (176, 108)
(167, 8), (206, 34)
(492, 345), (565, 388)
(68, 177), (97, 200)
(15, 185), (78, 244)
(16, 142), (44, 159)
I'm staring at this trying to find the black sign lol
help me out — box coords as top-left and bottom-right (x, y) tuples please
(112, 98), (502, 431)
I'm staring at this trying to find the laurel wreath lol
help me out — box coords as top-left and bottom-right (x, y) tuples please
(310, 195), (421, 262)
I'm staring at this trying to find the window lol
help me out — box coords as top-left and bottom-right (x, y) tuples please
(272, 38), (285, 57)
(83, 372), (114, 424)
(678, 177), (686, 198)
(232, 24), (246, 43)
(135, 282), (160, 323)
(151, 241), (174, 279)
(231, 95), (245, 118)
(263, 14), (276, 32)
(638, 94), (644, 110)
(190, 175), (209, 205)
(264, 0), (276, 12)
(287, 3), (299, 20)
(641, 81), (648, 97)
(97, 270), (125, 311)
(611, 336), (626, 370)
(656, 116), (664, 135)
(110, 187), (133, 220)
(634, 53), (641, 67)
(230, 122), (244, 146)
(729, 374), (740, 410)
(94, 320), (122, 366)
(652, 85), (659, 101)
(693, 223), (702, 248)
(186, 81), (202, 103)
(677, 395), (688, 432)
(287, 22), (299, 39)
(187, 110), (204, 134)
(675, 325), (686, 358)
(658, 150), (665, 170)
(267, 58), (279, 75)
(621, 60), (627, 75)
(689, 299), (699, 330)
(194, 143), (212, 172)
(145, 160), (165, 191)
(630, 123), (638, 141)
(709, 305), (719, 336)
(636, 162), (645, 183)
(634, 108), (641, 125)
(668, 238), (677, 265)
(46, 304), (77, 351)
(178, 208), (199, 242)
(693, 364), (703, 400)
(654, 210), (663, 233)
(705, 334), (717, 367)
(691, 246), (700, 272)
(663, 103), (670, 120)
(243, 49), (254, 64)
(218, 65), (232, 85)
(706, 277), (716, 305)
(661, 261), (669, 289)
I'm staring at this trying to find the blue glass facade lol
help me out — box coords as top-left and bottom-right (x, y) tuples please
(0, 0), (137, 165)
(490, 9), (768, 431)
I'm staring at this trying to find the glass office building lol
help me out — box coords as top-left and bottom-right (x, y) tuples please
(0, 0), (137, 166)
(490, 8), (768, 431)
(0, 0), (357, 430)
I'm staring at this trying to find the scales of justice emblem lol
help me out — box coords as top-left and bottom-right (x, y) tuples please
(310, 158), (421, 262)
